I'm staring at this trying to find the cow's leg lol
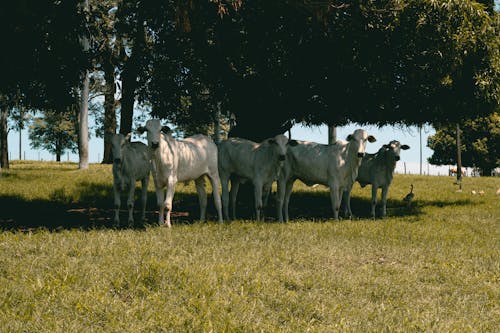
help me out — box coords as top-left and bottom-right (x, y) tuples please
(140, 176), (149, 222)
(152, 170), (165, 225)
(113, 183), (121, 225)
(261, 182), (273, 220)
(283, 179), (295, 222)
(276, 178), (286, 222)
(370, 184), (378, 219)
(126, 179), (136, 225)
(156, 186), (165, 226)
(342, 188), (353, 219)
(207, 172), (223, 223)
(329, 183), (341, 220)
(381, 185), (389, 218)
(195, 176), (207, 221)
(253, 181), (264, 221)
(164, 178), (176, 227)
(220, 173), (230, 221)
(230, 179), (240, 220)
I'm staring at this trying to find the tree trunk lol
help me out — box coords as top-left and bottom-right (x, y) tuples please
(78, 0), (90, 169)
(79, 70), (90, 169)
(456, 124), (462, 187)
(0, 104), (9, 169)
(119, 14), (145, 136)
(328, 125), (336, 144)
(102, 58), (117, 164)
(19, 128), (22, 160)
(119, 59), (137, 136)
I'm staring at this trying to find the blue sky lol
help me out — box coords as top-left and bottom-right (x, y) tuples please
(8, 121), (451, 175)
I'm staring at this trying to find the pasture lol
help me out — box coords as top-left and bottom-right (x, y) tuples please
(0, 161), (499, 332)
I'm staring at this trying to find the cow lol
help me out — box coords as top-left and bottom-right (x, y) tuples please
(137, 119), (223, 227)
(218, 135), (291, 221)
(111, 133), (151, 225)
(277, 129), (376, 221)
(342, 140), (410, 218)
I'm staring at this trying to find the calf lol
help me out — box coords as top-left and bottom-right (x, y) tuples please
(138, 119), (222, 227)
(111, 133), (151, 225)
(343, 140), (409, 218)
(277, 129), (376, 221)
(218, 135), (291, 221)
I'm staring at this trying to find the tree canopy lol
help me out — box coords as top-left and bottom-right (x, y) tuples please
(0, 1), (88, 109)
(135, 0), (499, 140)
(1, 0), (498, 142)
(428, 112), (499, 175)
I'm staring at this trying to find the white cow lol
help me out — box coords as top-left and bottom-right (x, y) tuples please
(343, 140), (409, 218)
(111, 133), (151, 225)
(138, 119), (223, 227)
(277, 129), (376, 221)
(218, 135), (291, 221)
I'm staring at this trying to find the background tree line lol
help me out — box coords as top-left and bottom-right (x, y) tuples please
(0, 0), (498, 173)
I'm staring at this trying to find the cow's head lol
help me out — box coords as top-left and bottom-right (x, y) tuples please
(137, 119), (171, 150)
(267, 134), (291, 161)
(346, 129), (377, 158)
(382, 140), (410, 161)
(111, 133), (131, 164)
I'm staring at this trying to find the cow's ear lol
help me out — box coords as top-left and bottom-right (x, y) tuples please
(346, 134), (353, 141)
(161, 126), (171, 134)
(125, 133), (132, 141)
(268, 139), (276, 145)
(137, 126), (146, 134)
(368, 135), (377, 143)
(401, 144), (410, 150)
(288, 140), (298, 147)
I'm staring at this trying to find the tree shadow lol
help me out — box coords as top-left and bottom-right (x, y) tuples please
(0, 184), (475, 231)
(260, 190), (475, 221)
(0, 182), (222, 231)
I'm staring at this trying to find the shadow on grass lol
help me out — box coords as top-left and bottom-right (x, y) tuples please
(268, 190), (474, 221)
(0, 183), (475, 231)
(0, 182), (220, 232)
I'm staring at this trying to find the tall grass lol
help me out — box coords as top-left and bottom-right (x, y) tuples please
(0, 161), (499, 332)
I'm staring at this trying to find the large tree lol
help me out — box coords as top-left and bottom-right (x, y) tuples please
(428, 112), (499, 176)
(29, 110), (79, 162)
(0, 1), (88, 168)
(134, 0), (498, 141)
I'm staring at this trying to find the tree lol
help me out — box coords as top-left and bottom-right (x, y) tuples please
(135, 0), (498, 142)
(10, 104), (32, 161)
(29, 110), (79, 162)
(0, 1), (88, 168)
(428, 113), (500, 176)
(0, 99), (9, 168)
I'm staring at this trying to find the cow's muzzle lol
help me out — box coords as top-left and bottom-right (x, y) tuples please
(357, 152), (365, 158)
(395, 156), (400, 161)
(151, 142), (159, 149)
(279, 155), (286, 161)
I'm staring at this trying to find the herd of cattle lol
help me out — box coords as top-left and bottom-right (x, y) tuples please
(111, 119), (410, 227)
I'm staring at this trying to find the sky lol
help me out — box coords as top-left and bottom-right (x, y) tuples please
(7, 121), (453, 176)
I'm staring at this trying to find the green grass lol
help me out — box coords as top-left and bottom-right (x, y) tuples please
(0, 161), (499, 332)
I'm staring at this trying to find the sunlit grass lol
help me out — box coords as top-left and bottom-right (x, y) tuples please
(0, 161), (499, 332)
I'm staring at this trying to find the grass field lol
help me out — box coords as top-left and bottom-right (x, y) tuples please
(1, 161), (499, 332)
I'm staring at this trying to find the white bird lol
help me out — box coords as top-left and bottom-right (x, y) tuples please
(496, 188), (500, 195)
(471, 190), (477, 195)
(478, 190), (485, 196)
(403, 184), (414, 203)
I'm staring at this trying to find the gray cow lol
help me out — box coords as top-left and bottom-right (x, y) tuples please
(218, 135), (291, 221)
(111, 133), (151, 225)
(343, 140), (409, 218)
